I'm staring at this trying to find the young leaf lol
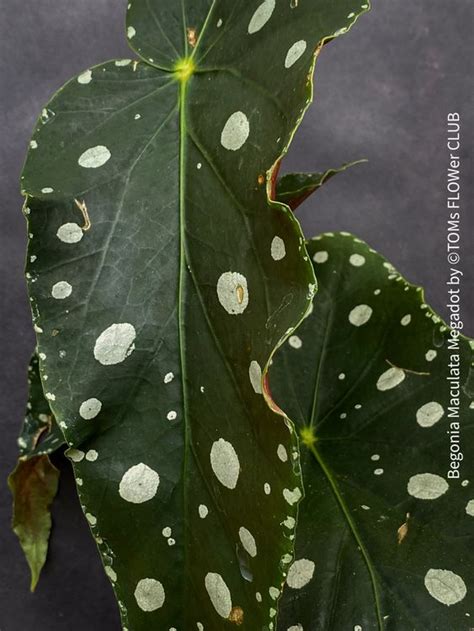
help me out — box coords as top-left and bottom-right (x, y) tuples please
(8, 455), (60, 591)
(19, 2), (368, 628)
(9, 353), (63, 590)
(276, 160), (366, 210)
(271, 233), (474, 630)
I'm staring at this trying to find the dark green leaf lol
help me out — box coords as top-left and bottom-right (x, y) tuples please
(276, 160), (366, 210)
(271, 233), (474, 630)
(8, 455), (60, 591)
(20, 2), (369, 628)
(18, 353), (65, 458)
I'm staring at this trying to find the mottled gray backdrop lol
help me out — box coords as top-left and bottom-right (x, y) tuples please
(0, 1), (472, 629)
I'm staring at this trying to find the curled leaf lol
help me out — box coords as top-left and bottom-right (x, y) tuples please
(276, 160), (366, 210)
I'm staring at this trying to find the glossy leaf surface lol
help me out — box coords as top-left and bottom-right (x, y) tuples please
(276, 161), (365, 210)
(20, 2), (368, 628)
(271, 233), (474, 630)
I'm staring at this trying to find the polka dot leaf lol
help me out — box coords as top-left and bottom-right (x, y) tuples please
(18, 1), (369, 628)
(270, 233), (474, 630)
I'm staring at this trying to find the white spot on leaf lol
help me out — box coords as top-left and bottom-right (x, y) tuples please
(349, 253), (365, 267)
(66, 448), (84, 462)
(94, 323), (136, 365)
(271, 236), (286, 260)
(313, 251), (328, 263)
(286, 559), (315, 589)
(57, 222), (83, 244)
(376, 367), (405, 391)
(78, 70), (92, 85)
(424, 569), (467, 606)
(216, 271), (249, 314)
(348, 304), (372, 327)
(401, 314), (411, 326)
(220, 111), (250, 151)
(105, 566), (117, 582)
(198, 504), (208, 519)
(205, 573), (232, 618)
(285, 40), (307, 68)
(51, 281), (72, 300)
(277, 444), (288, 462)
(78, 145), (111, 169)
(416, 402), (444, 428)
(283, 487), (302, 506)
(407, 473), (449, 500)
(127, 26), (136, 39)
(249, 360), (263, 394)
(210, 439), (240, 489)
(283, 516), (295, 529)
(79, 398), (102, 420)
(289, 335), (302, 349)
(119, 463), (160, 504)
(425, 349), (437, 361)
(134, 578), (165, 612)
(248, 0), (275, 34)
(164, 372), (174, 384)
(239, 526), (257, 557)
(269, 587), (279, 600)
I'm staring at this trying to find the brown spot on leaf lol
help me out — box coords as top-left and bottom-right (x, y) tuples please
(187, 27), (197, 47)
(228, 606), (244, 625)
(236, 285), (245, 304)
(257, 174), (265, 185)
(397, 512), (410, 544)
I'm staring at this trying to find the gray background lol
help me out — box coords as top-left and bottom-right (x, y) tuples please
(0, 1), (472, 629)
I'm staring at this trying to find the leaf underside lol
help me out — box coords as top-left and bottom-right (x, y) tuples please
(8, 455), (60, 591)
(20, 1), (369, 628)
(271, 233), (474, 631)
